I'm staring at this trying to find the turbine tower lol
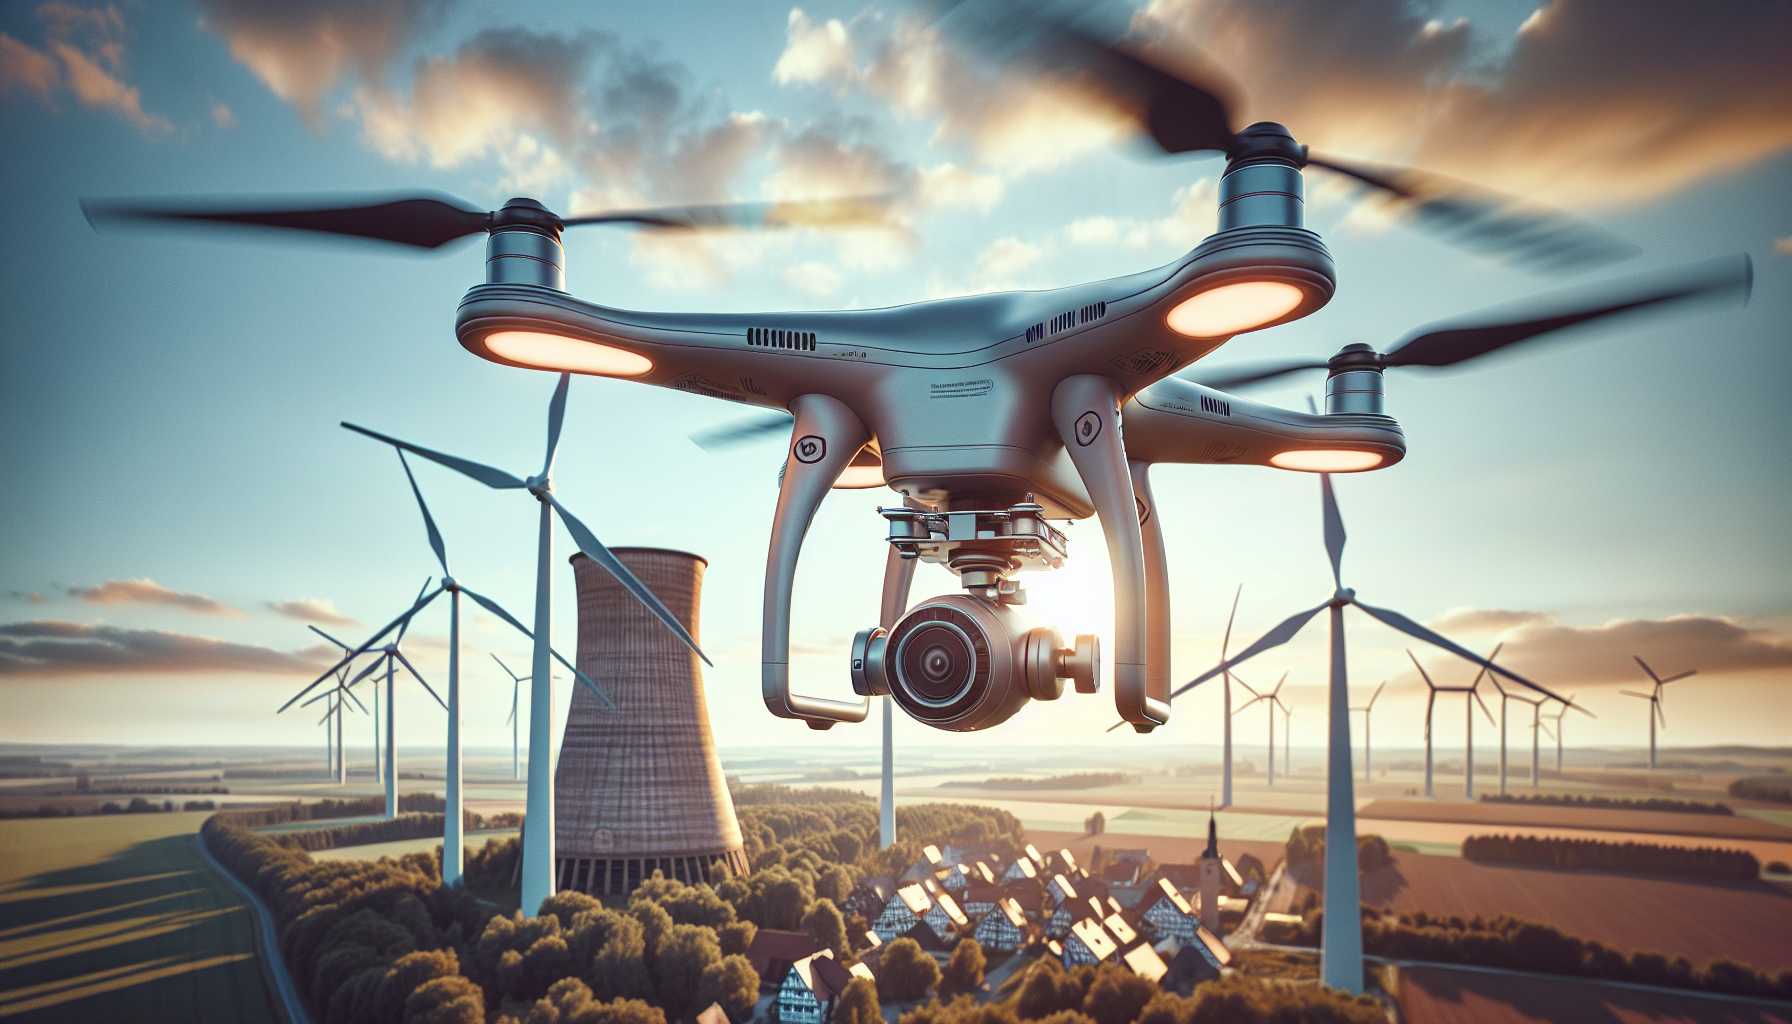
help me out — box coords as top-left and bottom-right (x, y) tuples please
(338, 372), (701, 912)
(1143, 471), (1578, 992)
(1626, 656), (1696, 769)
(1411, 651), (1493, 799)
(1235, 672), (1286, 786)
(1542, 695), (1573, 773)
(1349, 681), (1385, 782)
(296, 578), (444, 817)
(1486, 646), (1547, 795)
(1219, 585), (1245, 808)
(305, 625), (365, 783)
(1281, 701), (1293, 778)
(494, 655), (528, 782)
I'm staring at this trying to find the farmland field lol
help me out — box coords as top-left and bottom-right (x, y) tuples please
(0, 811), (278, 1022)
(309, 826), (519, 863)
(1352, 817), (1792, 865)
(1304, 851), (1792, 972)
(1360, 798), (1792, 842)
(1395, 964), (1792, 1023)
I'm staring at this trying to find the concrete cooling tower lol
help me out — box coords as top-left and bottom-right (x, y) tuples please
(554, 547), (748, 895)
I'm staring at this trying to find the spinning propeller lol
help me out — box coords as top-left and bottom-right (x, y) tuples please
(941, 1), (1632, 269)
(1192, 254), (1753, 393)
(81, 192), (895, 251)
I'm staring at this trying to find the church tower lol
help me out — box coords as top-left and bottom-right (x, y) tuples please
(1198, 804), (1222, 933)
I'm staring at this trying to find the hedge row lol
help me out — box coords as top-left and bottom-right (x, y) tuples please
(1461, 833), (1759, 880)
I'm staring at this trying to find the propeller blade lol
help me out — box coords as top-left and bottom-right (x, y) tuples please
(459, 586), (616, 711)
(542, 373), (570, 478)
(547, 495), (711, 666)
(396, 450), (450, 578)
(1369, 680), (1386, 709)
(1320, 475), (1346, 590)
(308, 624), (352, 652)
(1221, 584), (1241, 660)
(691, 411), (795, 451)
(1301, 153), (1635, 270)
(562, 194), (895, 232)
(1188, 358), (1330, 393)
(343, 422), (525, 490)
(277, 590), (440, 712)
(1384, 255), (1751, 371)
(81, 193), (490, 250)
(1658, 669), (1697, 685)
(1361, 600), (1577, 710)
(396, 576), (432, 644)
(393, 650), (448, 711)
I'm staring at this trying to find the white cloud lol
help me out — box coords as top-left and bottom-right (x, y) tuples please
(1058, 180), (1218, 254)
(210, 99), (237, 128)
(976, 236), (1041, 278)
(918, 162), (1003, 213)
(784, 260), (843, 298)
(0, 9), (170, 134)
(773, 8), (855, 86)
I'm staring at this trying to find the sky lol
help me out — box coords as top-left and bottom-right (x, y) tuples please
(1, 0), (1789, 763)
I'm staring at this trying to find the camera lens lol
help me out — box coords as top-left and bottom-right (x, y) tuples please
(897, 621), (975, 705)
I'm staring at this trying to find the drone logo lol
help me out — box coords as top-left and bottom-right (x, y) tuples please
(794, 435), (827, 464)
(1075, 410), (1103, 446)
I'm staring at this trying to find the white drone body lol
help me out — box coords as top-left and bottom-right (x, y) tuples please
(453, 149), (1407, 735)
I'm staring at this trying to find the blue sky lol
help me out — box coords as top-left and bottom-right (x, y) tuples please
(2, 0), (1789, 759)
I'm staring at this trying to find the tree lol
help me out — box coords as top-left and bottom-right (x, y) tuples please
(1014, 961), (1082, 1021)
(1081, 965), (1156, 1024)
(717, 920), (757, 957)
(630, 900), (675, 959)
(654, 924), (723, 1019)
(877, 937), (940, 1002)
(588, 915), (654, 1001)
(941, 939), (986, 997)
(835, 977), (882, 1024)
(541, 890), (604, 927)
(695, 953), (759, 1022)
(802, 898), (849, 955)
(374, 949), (462, 1023)
(404, 975), (485, 1024)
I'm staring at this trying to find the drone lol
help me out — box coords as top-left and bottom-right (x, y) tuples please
(83, 6), (1751, 738)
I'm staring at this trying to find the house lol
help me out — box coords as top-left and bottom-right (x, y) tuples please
(747, 929), (825, 990)
(902, 919), (957, 953)
(961, 883), (1003, 918)
(1045, 877), (1080, 937)
(775, 951), (872, 1024)
(972, 896), (1029, 952)
(1121, 943), (1169, 983)
(1159, 928), (1233, 992)
(920, 891), (969, 943)
(873, 883), (932, 942)
(1003, 855), (1040, 883)
(900, 845), (945, 882)
(1060, 918), (1118, 967)
(844, 877), (894, 922)
(1101, 912), (1139, 952)
(938, 863), (972, 891)
(1023, 843), (1045, 868)
(1137, 878), (1200, 943)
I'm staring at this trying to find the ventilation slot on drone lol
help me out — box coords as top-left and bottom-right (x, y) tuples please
(747, 327), (818, 351)
(1025, 323), (1046, 343)
(1026, 301), (1108, 345)
(1200, 395), (1232, 417)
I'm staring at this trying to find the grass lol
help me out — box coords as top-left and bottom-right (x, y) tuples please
(0, 811), (278, 1022)
(309, 826), (519, 864)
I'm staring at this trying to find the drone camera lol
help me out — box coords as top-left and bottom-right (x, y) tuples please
(852, 595), (1100, 732)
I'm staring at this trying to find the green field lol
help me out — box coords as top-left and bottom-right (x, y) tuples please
(0, 812), (278, 1022)
(310, 826), (519, 864)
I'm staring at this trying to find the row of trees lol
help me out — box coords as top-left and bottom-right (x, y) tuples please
(1269, 905), (1792, 1000)
(949, 773), (1136, 791)
(1460, 833), (1759, 880)
(1728, 776), (1792, 805)
(1283, 826), (1394, 878)
(0, 796), (218, 819)
(216, 792), (447, 828)
(264, 812), (489, 853)
(1480, 792), (1733, 815)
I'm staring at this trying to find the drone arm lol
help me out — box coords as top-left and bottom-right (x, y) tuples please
(1053, 375), (1165, 730)
(1129, 460), (1172, 718)
(762, 393), (874, 727)
(1123, 377), (1405, 469)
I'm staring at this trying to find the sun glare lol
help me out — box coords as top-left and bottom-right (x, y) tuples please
(483, 330), (654, 377)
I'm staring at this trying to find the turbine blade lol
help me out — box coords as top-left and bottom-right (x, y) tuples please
(277, 589), (439, 712)
(1633, 655), (1663, 686)
(396, 576), (432, 643)
(342, 421), (525, 490)
(548, 495), (711, 665)
(1407, 649), (1437, 691)
(1359, 600), (1578, 708)
(342, 684), (368, 714)
(1425, 690), (1436, 739)
(1659, 670), (1697, 685)
(1656, 700), (1667, 729)
(1473, 687), (1495, 727)
(1369, 680), (1386, 708)
(491, 652), (523, 681)
(397, 450), (450, 577)
(460, 586), (616, 712)
(1320, 475), (1346, 589)
(394, 650), (447, 711)
(308, 624), (351, 652)
(1619, 689), (1654, 700)
(1114, 602), (1326, 732)
(1221, 584), (1242, 659)
(542, 373), (570, 477)
(1272, 671), (1288, 697)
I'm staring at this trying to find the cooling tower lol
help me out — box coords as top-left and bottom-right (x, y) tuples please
(554, 547), (748, 895)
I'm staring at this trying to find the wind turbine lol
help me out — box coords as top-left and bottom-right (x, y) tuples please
(1350, 681), (1385, 782)
(296, 580), (444, 816)
(1627, 656), (1696, 769)
(1281, 701), (1293, 778)
(337, 372), (696, 911)
(309, 624), (370, 784)
(493, 655), (527, 782)
(1137, 471), (1580, 993)
(1485, 645), (1546, 795)
(1235, 672), (1287, 786)
(1542, 695), (1573, 773)
(1218, 585), (1245, 808)
(1412, 651), (1494, 799)
(283, 450), (601, 889)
